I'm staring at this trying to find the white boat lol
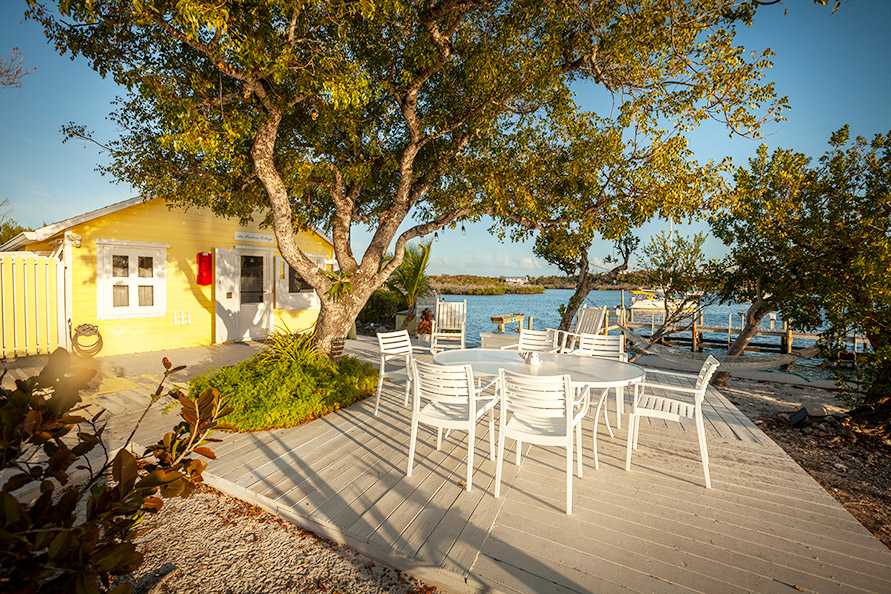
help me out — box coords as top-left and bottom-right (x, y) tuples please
(629, 290), (694, 312)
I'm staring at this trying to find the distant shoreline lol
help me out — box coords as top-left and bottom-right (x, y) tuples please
(430, 274), (646, 295)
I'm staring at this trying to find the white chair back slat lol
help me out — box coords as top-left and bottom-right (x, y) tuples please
(694, 356), (721, 405)
(575, 334), (624, 360)
(413, 360), (474, 410)
(517, 328), (557, 352)
(377, 330), (413, 355)
(575, 305), (607, 336)
(434, 300), (466, 331)
(500, 370), (572, 420)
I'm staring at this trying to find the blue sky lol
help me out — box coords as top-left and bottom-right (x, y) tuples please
(1, 1), (889, 276)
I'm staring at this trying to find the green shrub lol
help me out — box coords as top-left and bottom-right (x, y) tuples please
(257, 325), (318, 365)
(189, 355), (378, 432)
(358, 289), (406, 325)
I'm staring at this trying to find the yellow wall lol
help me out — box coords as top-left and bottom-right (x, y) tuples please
(42, 198), (331, 357)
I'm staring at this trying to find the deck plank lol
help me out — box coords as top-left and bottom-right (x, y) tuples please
(30, 338), (888, 594)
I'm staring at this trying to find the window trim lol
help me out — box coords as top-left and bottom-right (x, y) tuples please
(96, 240), (168, 320)
(275, 255), (326, 311)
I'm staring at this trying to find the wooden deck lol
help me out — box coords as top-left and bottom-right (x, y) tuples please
(199, 347), (891, 594)
(5, 341), (890, 592)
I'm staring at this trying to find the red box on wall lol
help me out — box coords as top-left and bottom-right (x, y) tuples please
(197, 252), (212, 285)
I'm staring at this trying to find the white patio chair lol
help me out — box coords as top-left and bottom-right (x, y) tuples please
(406, 360), (498, 492)
(430, 300), (466, 355)
(551, 305), (607, 353)
(625, 356), (721, 488)
(495, 369), (590, 515)
(500, 327), (559, 353)
(571, 333), (628, 431)
(374, 330), (413, 416)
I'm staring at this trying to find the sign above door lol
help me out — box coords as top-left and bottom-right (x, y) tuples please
(234, 231), (275, 244)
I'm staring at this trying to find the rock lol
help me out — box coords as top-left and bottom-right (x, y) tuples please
(833, 462), (849, 473)
(789, 407), (810, 427)
(790, 403), (832, 428)
(804, 403), (831, 417)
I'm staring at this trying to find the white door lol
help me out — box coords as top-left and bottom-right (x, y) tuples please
(236, 251), (272, 340)
(214, 248), (239, 343)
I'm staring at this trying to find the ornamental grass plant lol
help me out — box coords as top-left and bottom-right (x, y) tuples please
(189, 348), (377, 433)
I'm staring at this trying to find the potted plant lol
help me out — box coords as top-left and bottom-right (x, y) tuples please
(416, 308), (434, 342)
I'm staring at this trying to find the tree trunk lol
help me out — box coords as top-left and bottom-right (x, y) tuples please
(712, 296), (775, 387)
(399, 307), (416, 331)
(559, 274), (594, 331)
(313, 287), (376, 361)
(559, 250), (629, 331)
(850, 330), (891, 430)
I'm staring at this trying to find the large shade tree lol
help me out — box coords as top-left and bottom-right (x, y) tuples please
(711, 127), (891, 420)
(29, 0), (790, 352)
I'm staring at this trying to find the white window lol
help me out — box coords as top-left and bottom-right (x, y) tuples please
(96, 240), (168, 319)
(275, 255), (327, 310)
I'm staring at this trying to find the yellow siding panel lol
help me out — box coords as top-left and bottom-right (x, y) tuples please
(59, 198), (331, 357)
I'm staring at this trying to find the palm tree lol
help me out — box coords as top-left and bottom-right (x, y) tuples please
(387, 242), (434, 331)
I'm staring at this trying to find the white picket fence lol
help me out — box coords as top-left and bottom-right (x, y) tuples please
(0, 253), (67, 359)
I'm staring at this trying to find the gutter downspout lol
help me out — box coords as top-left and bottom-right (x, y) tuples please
(60, 233), (75, 350)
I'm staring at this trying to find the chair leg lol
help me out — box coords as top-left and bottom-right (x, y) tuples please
(436, 427), (443, 450)
(697, 417), (711, 489)
(592, 388), (608, 470)
(602, 393), (614, 439)
(403, 355), (412, 407)
(565, 442), (573, 515)
(625, 414), (636, 471)
(616, 386), (623, 429)
(466, 424), (474, 492)
(488, 407), (496, 461)
(374, 357), (386, 416)
(516, 440), (522, 465)
(494, 434), (506, 498)
(575, 421), (583, 478)
(407, 417), (419, 477)
(633, 413), (641, 449)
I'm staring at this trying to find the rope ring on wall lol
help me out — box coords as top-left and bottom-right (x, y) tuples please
(70, 322), (103, 358)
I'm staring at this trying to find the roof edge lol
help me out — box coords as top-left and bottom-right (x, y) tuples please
(0, 231), (39, 251)
(3, 195), (335, 251)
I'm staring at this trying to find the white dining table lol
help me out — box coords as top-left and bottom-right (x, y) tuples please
(432, 348), (645, 428)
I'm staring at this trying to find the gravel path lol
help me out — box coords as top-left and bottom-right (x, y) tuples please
(118, 486), (437, 594)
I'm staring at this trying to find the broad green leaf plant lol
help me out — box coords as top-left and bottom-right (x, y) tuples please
(0, 349), (232, 594)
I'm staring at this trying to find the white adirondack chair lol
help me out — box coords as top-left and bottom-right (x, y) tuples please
(571, 333), (628, 431)
(500, 327), (559, 353)
(495, 369), (590, 515)
(407, 360), (498, 492)
(625, 356), (721, 488)
(430, 299), (466, 355)
(374, 330), (413, 416)
(551, 305), (607, 353)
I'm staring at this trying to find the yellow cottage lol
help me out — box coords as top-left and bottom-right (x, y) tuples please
(0, 196), (333, 357)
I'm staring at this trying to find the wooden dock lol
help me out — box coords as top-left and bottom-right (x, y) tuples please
(199, 344), (890, 593)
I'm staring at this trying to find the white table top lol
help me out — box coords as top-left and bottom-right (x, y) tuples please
(433, 349), (644, 388)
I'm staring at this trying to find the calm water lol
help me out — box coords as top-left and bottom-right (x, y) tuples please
(437, 289), (781, 344)
(436, 289), (828, 380)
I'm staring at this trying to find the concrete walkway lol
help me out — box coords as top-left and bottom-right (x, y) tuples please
(3, 339), (891, 593)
